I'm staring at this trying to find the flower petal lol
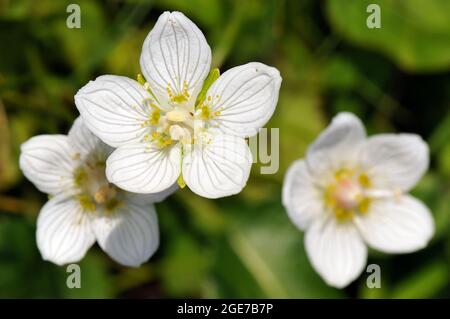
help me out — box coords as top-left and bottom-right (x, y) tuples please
(140, 11), (211, 108)
(305, 215), (367, 288)
(19, 135), (77, 195)
(36, 195), (95, 266)
(354, 195), (434, 253)
(75, 75), (153, 148)
(106, 142), (181, 194)
(68, 116), (113, 160)
(358, 134), (429, 192)
(282, 160), (324, 231)
(203, 62), (281, 138)
(306, 112), (366, 182)
(92, 201), (159, 267)
(182, 134), (252, 198)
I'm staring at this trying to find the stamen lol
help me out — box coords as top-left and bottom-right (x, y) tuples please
(151, 131), (173, 148)
(78, 194), (96, 212)
(73, 157), (121, 214)
(167, 81), (190, 104)
(150, 110), (161, 125)
(198, 100), (222, 120)
(74, 167), (88, 187)
(94, 185), (116, 204)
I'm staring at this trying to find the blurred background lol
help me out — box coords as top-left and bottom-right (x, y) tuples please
(0, 0), (449, 298)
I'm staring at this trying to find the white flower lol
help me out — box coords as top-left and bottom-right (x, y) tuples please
(282, 112), (434, 288)
(74, 11), (282, 199)
(19, 117), (175, 267)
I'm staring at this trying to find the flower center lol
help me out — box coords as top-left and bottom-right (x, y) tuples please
(333, 178), (362, 209)
(142, 100), (217, 148)
(74, 155), (122, 213)
(324, 169), (372, 221)
(147, 107), (195, 147)
(139, 79), (222, 149)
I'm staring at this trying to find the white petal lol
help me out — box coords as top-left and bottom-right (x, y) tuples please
(140, 11), (211, 108)
(306, 112), (366, 182)
(354, 195), (434, 253)
(125, 183), (179, 204)
(92, 201), (159, 267)
(305, 215), (367, 288)
(358, 134), (429, 192)
(182, 134), (252, 198)
(282, 160), (324, 231)
(204, 62), (281, 138)
(106, 142), (181, 194)
(19, 135), (77, 195)
(68, 116), (113, 160)
(75, 75), (153, 148)
(36, 195), (95, 266)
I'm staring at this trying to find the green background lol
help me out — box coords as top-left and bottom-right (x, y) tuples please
(0, 0), (449, 298)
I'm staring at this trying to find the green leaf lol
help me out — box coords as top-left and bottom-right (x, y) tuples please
(212, 201), (343, 298)
(269, 89), (325, 181)
(326, 0), (450, 72)
(60, 253), (114, 298)
(0, 216), (113, 298)
(0, 100), (13, 189)
(323, 56), (361, 91)
(154, 0), (223, 29)
(429, 111), (450, 156)
(390, 260), (448, 298)
(159, 232), (210, 297)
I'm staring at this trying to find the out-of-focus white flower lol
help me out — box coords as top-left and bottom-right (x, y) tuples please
(19, 117), (175, 266)
(75, 11), (281, 199)
(282, 112), (434, 288)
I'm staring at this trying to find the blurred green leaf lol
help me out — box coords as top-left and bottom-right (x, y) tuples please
(159, 232), (210, 297)
(429, 111), (450, 156)
(213, 201), (343, 298)
(174, 190), (227, 235)
(0, 216), (113, 298)
(438, 143), (450, 177)
(1, 0), (450, 299)
(0, 100), (13, 189)
(271, 89), (325, 178)
(323, 56), (361, 91)
(390, 260), (448, 298)
(326, 0), (450, 72)
(60, 253), (114, 298)
(154, 0), (223, 29)
(411, 173), (450, 241)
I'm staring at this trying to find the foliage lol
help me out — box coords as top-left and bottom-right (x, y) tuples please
(0, 0), (449, 298)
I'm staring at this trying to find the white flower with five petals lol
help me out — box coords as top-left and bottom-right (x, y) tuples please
(282, 112), (434, 288)
(75, 11), (281, 198)
(19, 117), (174, 266)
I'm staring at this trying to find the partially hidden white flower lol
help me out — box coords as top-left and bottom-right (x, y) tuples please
(74, 11), (282, 199)
(282, 112), (434, 288)
(19, 117), (175, 267)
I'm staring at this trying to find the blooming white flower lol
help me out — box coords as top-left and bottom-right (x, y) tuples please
(19, 117), (175, 266)
(282, 112), (434, 288)
(74, 11), (281, 198)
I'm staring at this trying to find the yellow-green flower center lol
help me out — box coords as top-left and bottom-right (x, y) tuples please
(73, 157), (122, 213)
(324, 169), (372, 221)
(138, 71), (223, 150)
